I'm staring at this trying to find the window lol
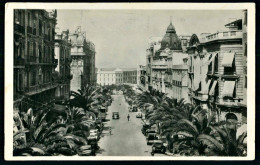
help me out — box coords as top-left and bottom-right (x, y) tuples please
(214, 54), (218, 73)
(30, 71), (36, 86)
(224, 57), (236, 75)
(27, 41), (30, 56)
(245, 76), (247, 88)
(33, 42), (36, 56)
(28, 12), (31, 27)
(223, 32), (228, 37)
(230, 31), (236, 36)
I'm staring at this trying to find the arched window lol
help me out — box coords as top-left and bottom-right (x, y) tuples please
(27, 41), (30, 57)
(33, 42), (36, 57)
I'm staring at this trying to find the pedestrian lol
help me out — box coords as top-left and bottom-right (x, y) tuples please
(127, 114), (130, 121)
(109, 127), (112, 135)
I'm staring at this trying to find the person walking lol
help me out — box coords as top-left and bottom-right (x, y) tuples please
(127, 114), (130, 121)
(109, 127), (112, 135)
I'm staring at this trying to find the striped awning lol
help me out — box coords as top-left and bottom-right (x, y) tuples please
(205, 53), (217, 65)
(200, 79), (212, 94)
(209, 80), (218, 96)
(222, 53), (235, 67)
(222, 81), (236, 97)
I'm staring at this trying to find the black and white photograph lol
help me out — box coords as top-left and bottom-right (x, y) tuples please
(5, 3), (255, 160)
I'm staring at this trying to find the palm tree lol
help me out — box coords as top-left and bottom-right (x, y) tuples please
(198, 124), (247, 156)
(69, 84), (101, 114)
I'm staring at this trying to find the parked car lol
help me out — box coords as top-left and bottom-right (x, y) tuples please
(142, 124), (150, 135)
(132, 106), (138, 112)
(112, 112), (119, 119)
(152, 140), (167, 154)
(146, 125), (157, 135)
(147, 133), (157, 145)
(89, 129), (100, 139)
(87, 134), (98, 141)
(136, 112), (142, 118)
(77, 145), (95, 156)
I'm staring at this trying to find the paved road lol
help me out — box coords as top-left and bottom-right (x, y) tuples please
(96, 94), (151, 156)
(96, 94), (168, 156)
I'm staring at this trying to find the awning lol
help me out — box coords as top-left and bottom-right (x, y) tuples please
(222, 53), (235, 67)
(209, 80), (217, 96)
(205, 53), (217, 65)
(222, 81), (236, 97)
(200, 79), (211, 94)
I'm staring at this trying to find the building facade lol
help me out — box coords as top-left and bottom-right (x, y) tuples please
(97, 68), (137, 86)
(69, 27), (96, 92)
(187, 16), (247, 124)
(14, 9), (58, 112)
(54, 28), (72, 100)
(137, 65), (146, 89)
(146, 21), (191, 102)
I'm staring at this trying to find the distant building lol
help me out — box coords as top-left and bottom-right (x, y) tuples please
(54, 28), (72, 100)
(187, 15), (246, 124)
(13, 9), (58, 112)
(137, 65), (146, 89)
(97, 68), (137, 86)
(69, 27), (96, 92)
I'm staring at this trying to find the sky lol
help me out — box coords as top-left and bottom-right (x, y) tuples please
(56, 10), (243, 68)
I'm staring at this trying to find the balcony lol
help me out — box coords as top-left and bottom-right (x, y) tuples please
(44, 34), (50, 41)
(204, 31), (242, 43)
(24, 82), (58, 95)
(152, 60), (168, 69)
(192, 92), (208, 101)
(53, 59), (58, 65)
(33, 28), (37, 35)
(14, 57), (25, 66)
(27, 26), (32, 34)
(216, 97), (244, 108)
(28, 56), (37, 63)
(222, 71), (239, 79)
(14, 23), (25, 34)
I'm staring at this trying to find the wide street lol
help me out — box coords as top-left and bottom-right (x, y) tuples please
(96, 94), (167, 156)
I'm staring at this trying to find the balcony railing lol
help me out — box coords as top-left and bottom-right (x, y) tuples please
(204, 31), (242, 42)
(33, 28), (37, 35)
(192, 92), (208, 101)
(216, 97), (243, 107)
(24, 82), (57, 95)
(28, 56), (37, 63)
(14, 57), (25, 66)
(14, 23), (25, 34)
(44, 34), (50, 41)
(27, 26), (32, 34)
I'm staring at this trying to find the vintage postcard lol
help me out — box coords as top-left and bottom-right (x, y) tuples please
(5, 3), (255, 160)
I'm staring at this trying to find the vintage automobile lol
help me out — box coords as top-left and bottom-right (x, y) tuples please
(77, 145), (95, 156)
(146, 125), (157, 135)
(146, 133), (157, 145)
(112, 112), (120, 119)
(151, 140), (167, 154)
(142, 123), (151, 135)
(136, 112), (142, 118)
(132, 106), (138, 112)
(89, 129), (100, 139)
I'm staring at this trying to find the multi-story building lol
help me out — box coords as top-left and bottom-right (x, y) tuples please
(54, 28), (72, 100)
(97, 68), (117, 86)
(97, 68), (137, 86)
(122, 68), (137, 84)
(187, 16), (247, 124)
(137, 65), (146, 89)
(147, 21), (190, 102)
(13, 9), (58, 112)
(145, 37), (162, 91)
(69, 27), (96, 92)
